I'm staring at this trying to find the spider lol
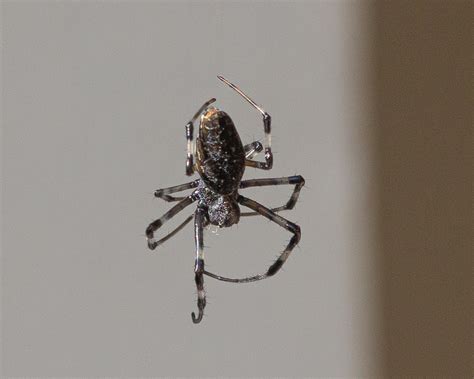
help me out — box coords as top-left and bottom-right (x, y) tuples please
(145, 76), (305, 324)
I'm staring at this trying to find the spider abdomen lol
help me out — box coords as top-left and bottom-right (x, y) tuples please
(196, 108), (245, 195)
(208, 195), (240, 228)
(195, 180), (240, 228)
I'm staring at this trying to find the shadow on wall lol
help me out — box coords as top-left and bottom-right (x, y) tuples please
(374, 2), (472, 376)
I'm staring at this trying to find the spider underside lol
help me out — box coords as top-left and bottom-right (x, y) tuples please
(145, 76), (305, 324)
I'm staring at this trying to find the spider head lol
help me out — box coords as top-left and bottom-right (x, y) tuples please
(199, 106), (222, 132)
(208, 196), (240, 228)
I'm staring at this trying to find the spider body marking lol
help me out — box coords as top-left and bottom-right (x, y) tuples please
(195, 107), (245, 227)
(145, 76), (305, 324)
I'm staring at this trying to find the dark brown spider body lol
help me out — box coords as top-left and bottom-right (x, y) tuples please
(194, 107), (245, 228)
(145, 76), (304, 324)
(195, 107), (246, 195)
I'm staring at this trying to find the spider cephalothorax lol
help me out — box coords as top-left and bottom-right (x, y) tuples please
(145, 76), (305, 324)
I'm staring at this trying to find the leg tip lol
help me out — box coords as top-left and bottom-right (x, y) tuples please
(191, 310), (203, 324)
(147, 238), (157, 250)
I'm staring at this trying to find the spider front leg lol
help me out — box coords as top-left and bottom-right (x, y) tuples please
(217, 76), (273, 170)
(239, 175), (305, 216)
(185, 98), (216, 176)
(192, 206), (207, 324)
(145, 194), (197, 250)
(204, 195), (301, 283)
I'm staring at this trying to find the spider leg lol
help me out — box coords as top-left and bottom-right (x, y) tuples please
(152, 214), (194, 246)
(154, 179), (200, 202)
(145, 194), (197, 250)
(191, 206), (207, 324)
(244, 141), (263, 159)
(204, 195), (301, 283)
(217, 76), (273, 170)
(185, 98), (216, 176)
(239, 175), (305, 216)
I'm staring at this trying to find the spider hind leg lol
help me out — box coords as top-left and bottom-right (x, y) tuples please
(204, 194), (301, 283)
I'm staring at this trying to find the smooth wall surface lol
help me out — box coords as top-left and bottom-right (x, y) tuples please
(374, 2), (472, 376)
(2, 1), (471, 377)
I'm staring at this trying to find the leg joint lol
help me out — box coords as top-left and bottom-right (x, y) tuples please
(267, 259), (284, 277)
(264, 148), (273, 169)
(194, 258), (204, 273)
(288, 175), (305, 185)
(287, 222), (301, 236)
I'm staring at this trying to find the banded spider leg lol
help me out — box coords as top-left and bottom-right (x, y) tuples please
(192, 207), (207, 323)
(217, 76), (273, 170)
(239, 175), (305, 216)
(146, 194), (197, 250)
(204, 194), (301, 283)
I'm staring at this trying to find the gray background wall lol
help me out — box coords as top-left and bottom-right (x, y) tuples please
(2, 1), (471, 377)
